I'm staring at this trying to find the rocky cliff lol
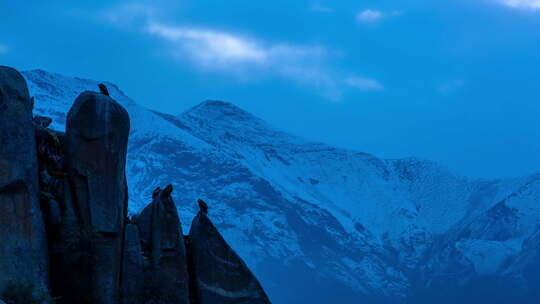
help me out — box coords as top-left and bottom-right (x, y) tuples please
(0, 66), (49, 298)
(0, 66), (271, 304)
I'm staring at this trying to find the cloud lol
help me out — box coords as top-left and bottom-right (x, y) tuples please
(99, 3), (158, 27)
(0, 44), (8, 54)
(280, 66), (342, 101)
(498, 0), (540, 9)
(311, 4), (332, 13)
(356, 9), (401, 23)
(145, 23), (341, 95)
(101, 5), (328, 71)
(98, 4), (382, 101)
(356, 10), (384, 22)
(345, 76), (384, 91)
(147, 23), (346, 99)
(147, 24), (268, 66)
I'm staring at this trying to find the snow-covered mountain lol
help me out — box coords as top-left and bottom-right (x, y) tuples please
(24, 69), (540, 304)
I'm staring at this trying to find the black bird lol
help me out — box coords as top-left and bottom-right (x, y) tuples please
(197, 199), (208, 214)
(98, 83), (110, 96)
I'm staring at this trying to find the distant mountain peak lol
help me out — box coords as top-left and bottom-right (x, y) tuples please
(180, 99), (292, 145)
(185, 99), (262, 123)
(199, 99), (237, 108)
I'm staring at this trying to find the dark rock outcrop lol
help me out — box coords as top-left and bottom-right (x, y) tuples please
(63, 90), (130, 304)
(134, 185), (190, 304)
(65, 90), (130, 234)
(120, 224), (144, 304)
(187, 204), (271, 304)
(197, 199), (208, 215)
(34, 123), (67, 302)
(0, 66), (49, 296)
(1, 70), (272, 304)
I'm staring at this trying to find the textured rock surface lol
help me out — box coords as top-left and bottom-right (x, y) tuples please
(135, 185), (190, 304)
(65, 91), (130, 233)
(121, 224), (144, 304)
(0, 66), (49, 295)
(64, 90), (130, 304)
(188, 209), (271, 304)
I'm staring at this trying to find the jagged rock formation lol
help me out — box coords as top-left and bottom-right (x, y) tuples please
(64, 90), (130, 304)
(187, 206), (271, 304)
(0, 66), (49, 297)
(134, 184), (190, 304)
(0, 68), (272, 304)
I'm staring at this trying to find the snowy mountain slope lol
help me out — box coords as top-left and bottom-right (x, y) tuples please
(180, 101), (420, 239)
(438, 173), (540, 277)
(24, 70), (540, 304)
(179, 101), (539, 269)
(406, 174), (540, 303)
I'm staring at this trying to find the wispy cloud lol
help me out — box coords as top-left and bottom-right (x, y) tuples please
(98, 3), (383, 101)
(146, 22), (343, 99)
(0, 44), (8, 54)
(498, 0), (540, 10)
(357, 10), (384, 22)
(280, 66), (342, 101)
(356, 9), (401, 23)
(145, 23), (327, 72)
(311, 4), (332, 13)
(147, 24), (268, 66)
(99, 3), (158, 27)
(345, 76), (384, 91)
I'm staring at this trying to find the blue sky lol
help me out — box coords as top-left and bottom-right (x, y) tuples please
(1, 0), (539, 178)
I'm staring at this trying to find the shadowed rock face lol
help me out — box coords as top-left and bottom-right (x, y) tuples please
(65, 91), (130, 234)
(121, 224), (144, 304)
(0, 68), (273, 304)
(188, 211), (271, 304)
(135, 185), (190, 304)
(64, 90), (130, 304)
(0, 66), (49, 296)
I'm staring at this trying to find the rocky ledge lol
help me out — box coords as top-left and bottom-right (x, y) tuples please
(0, 66), (272, 304)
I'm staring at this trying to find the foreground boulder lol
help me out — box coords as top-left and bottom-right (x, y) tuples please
(187, 204), (271, 304)
(0, 66), (49, 296)
(64, 90), (130, 304)
(135, 185), (190, 304)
